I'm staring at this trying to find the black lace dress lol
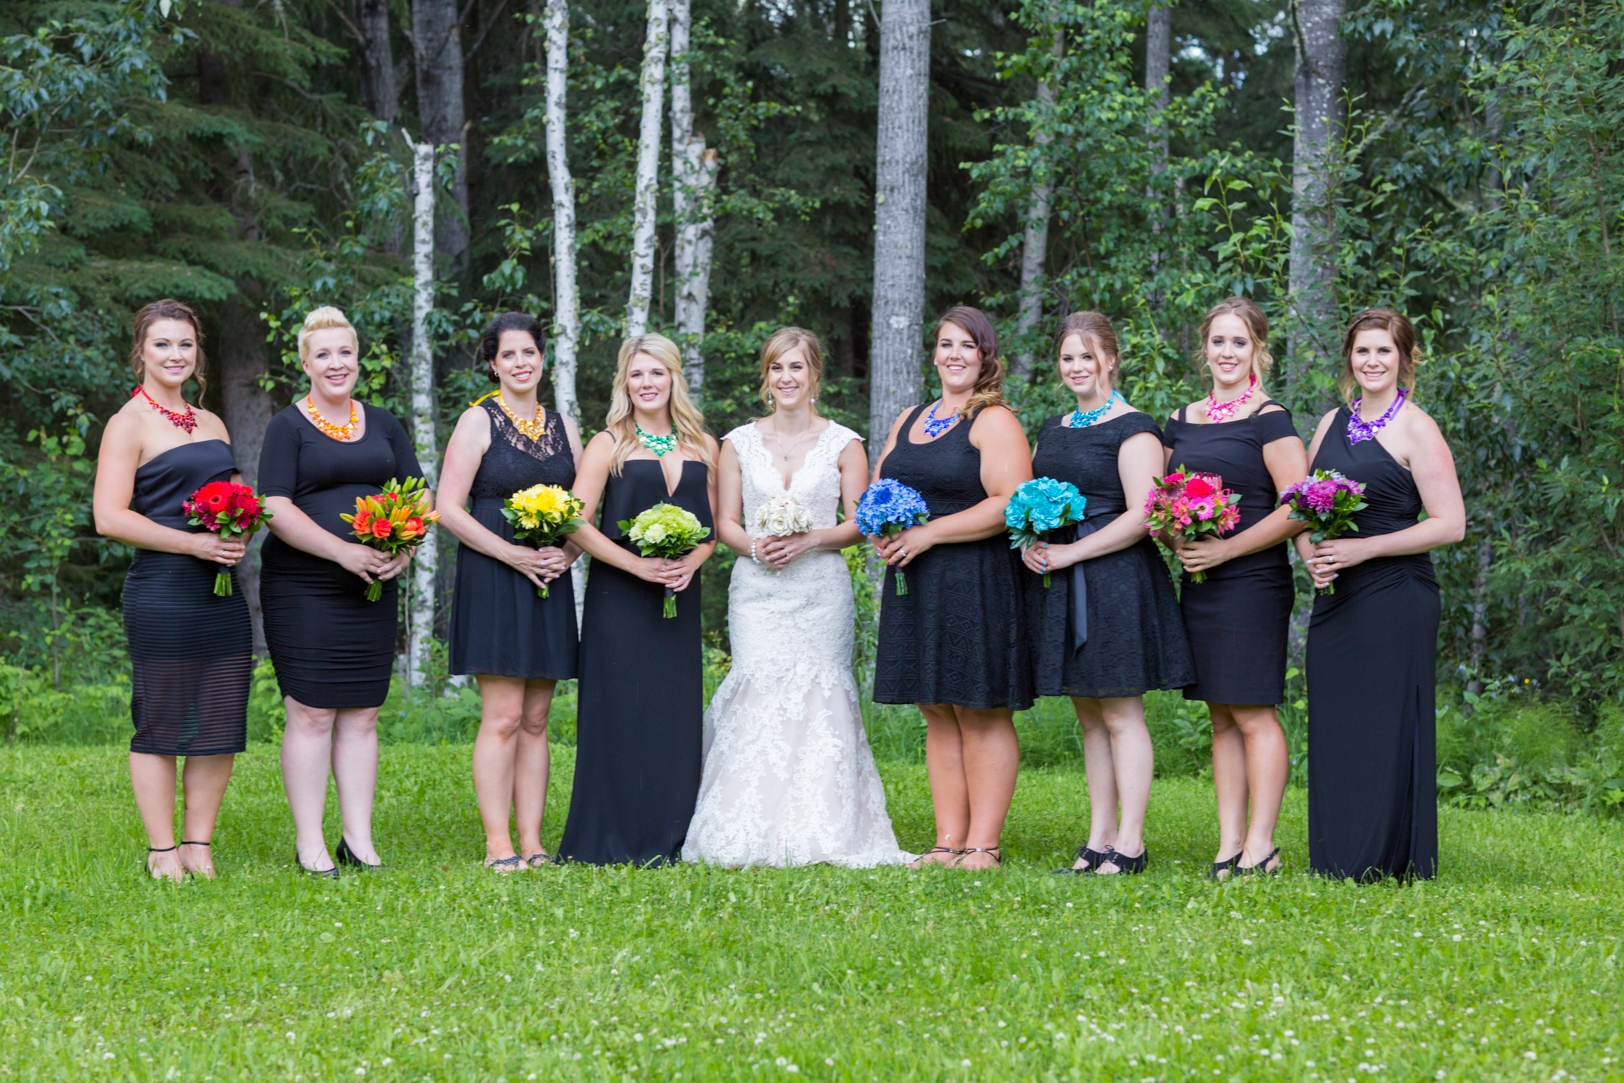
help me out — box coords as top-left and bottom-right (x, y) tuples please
(873, 405), (1032, 712)
(1306, 410), (1440, 880)
(449, 399), (578, 680)
(122, 440), (252, 756)
(1024, 413), (1194, 698)
(1161, 403), (1300, 705)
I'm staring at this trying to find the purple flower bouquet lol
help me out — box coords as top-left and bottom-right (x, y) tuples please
(1280, 469), (1368, 594)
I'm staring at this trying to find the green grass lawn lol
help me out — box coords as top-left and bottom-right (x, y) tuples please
(2, 743), (1621, 1082)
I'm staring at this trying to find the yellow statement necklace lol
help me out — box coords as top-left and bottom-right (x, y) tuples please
(497, 392), (545, 440)
(306, 396), (359, 441)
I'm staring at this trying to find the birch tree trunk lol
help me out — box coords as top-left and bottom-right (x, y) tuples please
(1288, 0), (1347, 387)
(407, 139), (441, 687)
(1012, 28), (1062, 381)
(354, 0), (397, 124)
(412, 0), (470, 278)
(670, 0), (718, 396)
(1146, 4), (1171, 233)
(626, 0), (669, 337)
(867, 0), (931, 445)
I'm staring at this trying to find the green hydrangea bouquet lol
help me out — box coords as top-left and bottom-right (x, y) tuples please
(618, 502), (712, 617)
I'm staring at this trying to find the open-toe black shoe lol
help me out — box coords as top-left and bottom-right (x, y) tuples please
(1053, 844), (1110, 875)
(335, 838), (384, 871)
(1095, 846), (1148, 876)
(1236, 847), (1281, 877)
(1209, 852), (1241, 880)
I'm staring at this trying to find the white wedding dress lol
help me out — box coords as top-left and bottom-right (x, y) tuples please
(682, 421), (909, 868)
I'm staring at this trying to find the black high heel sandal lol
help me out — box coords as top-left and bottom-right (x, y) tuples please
(179, 840), (216, 879)
(907, 846), (964, 868)
(1053, 845), (1109, 875)
(960, 846), (1003, 868)
(335, 838), (384, 871)
(1236, 847), (1281, 877)
(1209, 852), (1242, 881)
(294, 849), (338, 880)
(1096, 846), (1148, 876)
(145, 845), (183, 880)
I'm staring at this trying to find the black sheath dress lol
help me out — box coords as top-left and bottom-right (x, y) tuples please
(558, 458), (712, 866)
(873, 405), (1032, 712)
(1024, 413), (1195, 699)
(123, 440), (252, 756)
(258, 404), (425, 710)
(449, 398), (578, 680)
(1307, 410), (1440, 880)
(1161, 402), (1299, 706)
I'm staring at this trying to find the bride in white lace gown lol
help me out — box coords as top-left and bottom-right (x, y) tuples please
(682, 329), (909, 868)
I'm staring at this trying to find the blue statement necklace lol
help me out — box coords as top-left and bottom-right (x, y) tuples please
(1068, 389), (1120, 428)
(922, 400), (959, 438)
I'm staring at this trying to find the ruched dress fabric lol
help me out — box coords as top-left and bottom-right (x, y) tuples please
(682, 423), (909, 868)
(1161, 403), (1299, 705)
(1024, 413), (1195, 699)
(257, 404), (424, 709)
(449, 399), (578, 680)
(122, 440), (252, 756)
(559, 458), (713, 866)
(873, 405), (1033, 712)
(1307, 410), (1440, 881)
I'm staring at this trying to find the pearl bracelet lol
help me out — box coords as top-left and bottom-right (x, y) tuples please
(750, 538), (761, 565)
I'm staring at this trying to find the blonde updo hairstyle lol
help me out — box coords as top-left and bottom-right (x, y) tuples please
(297, 306), (359, 364)
(1338, 308), (1420, 401)
(757, 326), (825, 413)
(934, 305), (1006, 420)
(605, 332), (715, 481)
(129, 299), (207, 396)
(1194, 297), (1274, 389)
(1053, 311), (1121, 387)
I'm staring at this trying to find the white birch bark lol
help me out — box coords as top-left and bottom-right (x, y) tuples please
(626, 0), (669, 336)
(1288, 0), (1347, 385)
(670, 0), (718, 396)
(407, 137), (440, 688)
(1013, 28), (1062, 380)
(867, 0), (931, 445)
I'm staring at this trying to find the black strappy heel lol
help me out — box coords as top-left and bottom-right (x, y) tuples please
(1096, 846), (1148, 876)
(908, 846), (964, 868)
(960, 846), (1003, 868)
(178, 840), (216, 880)
(1053, 844), (1109, 875)
(524, 852), (560, 869)
(145, 845), (182, 880)
(1236, 847), (1281, 877)
(335, 838), (383, 871)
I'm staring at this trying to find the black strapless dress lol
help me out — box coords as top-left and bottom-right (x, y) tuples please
(1024, 413), (1194, 698)
(122, 440), (253, 756)
(449, 399), (578, 680)
(558, 459), (712, 866)
(1161, 403), (1300, 705)
(1307, 410), (1441, 880)
(873, 405), (1032, 712)
(257, 404), (425, 709)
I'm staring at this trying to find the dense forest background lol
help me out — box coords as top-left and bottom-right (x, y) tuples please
(0, 0), (1620, 730)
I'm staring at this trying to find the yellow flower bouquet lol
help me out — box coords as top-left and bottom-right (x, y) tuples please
(501, 483), (586, 597)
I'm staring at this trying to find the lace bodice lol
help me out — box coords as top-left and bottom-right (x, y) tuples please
(728, 420), (858, 534)
(469, 398), (574, 500)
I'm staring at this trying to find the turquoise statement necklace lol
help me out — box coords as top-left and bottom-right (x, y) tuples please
(1068, 389), (1121, 428)
(636, 423), (678, 457)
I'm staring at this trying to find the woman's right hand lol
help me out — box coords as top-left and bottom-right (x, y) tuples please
(192, 534), (247, 566)
(505, 544), (571, 591)
(334, 542), (393, 584)
(628, 554), (675, 586)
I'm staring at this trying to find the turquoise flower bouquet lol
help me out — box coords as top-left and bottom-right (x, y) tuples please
(1005, 477), (1086, 587)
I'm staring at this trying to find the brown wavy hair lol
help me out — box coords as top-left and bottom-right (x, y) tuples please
(1339, 308), (1420, 401)
(757, 326), (824, 414)
(1194, 297), (1274, 388)
(933, 305), (1006, 420)
(1052, 311), (1121, 384)
(129, 299), (206, 397)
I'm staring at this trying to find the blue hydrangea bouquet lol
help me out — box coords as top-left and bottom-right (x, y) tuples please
(855, 478), (930, 595)
(1005, 477), (1086, 586)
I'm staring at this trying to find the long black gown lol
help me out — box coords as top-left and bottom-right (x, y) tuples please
(1161, 402), (1299, 705)
(1024, 413), (1194, 698)
(1307, 410), (1440, 880)
(873, 405), (1032, 712)
(449, 398), (578, 680)
(558, 458), (712, 866)
(258, 404), (425, 709)
(123, 440), (253, 756)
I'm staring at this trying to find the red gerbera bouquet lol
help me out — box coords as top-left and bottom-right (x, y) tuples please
(340, 476), (440, 601)
(1142, 465), (1242, 583)
(183, 481), (274, 597)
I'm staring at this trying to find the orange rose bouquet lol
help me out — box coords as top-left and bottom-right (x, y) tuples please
(340, 476), (440, 601)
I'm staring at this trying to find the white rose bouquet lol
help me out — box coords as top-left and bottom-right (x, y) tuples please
(753, 493), (814, 539)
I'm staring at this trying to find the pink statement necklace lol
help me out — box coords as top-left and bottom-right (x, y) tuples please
(1204, 373), (1257, 423)
(132, 385), (197, 433)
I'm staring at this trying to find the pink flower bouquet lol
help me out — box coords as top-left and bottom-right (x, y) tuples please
(1280, 469), (1368, 593)
(1143, 465), (1242, 583)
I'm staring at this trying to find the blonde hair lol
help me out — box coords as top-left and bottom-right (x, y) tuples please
(129, 299), (207, 397)
(757, 327), (824, 414)
(1338, 307), (1420, 401)
(298, 306), (359, 364)
(1195, 297), (1274, 389)
(934, 305), (1007, 420)
(606, 333), (714, 480)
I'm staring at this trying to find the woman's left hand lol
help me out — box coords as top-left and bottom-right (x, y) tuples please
(1308, 537), (1371, 582)
(1174, 535), (1232, 576)
(874, 523), (935, 567)
(534, 545), (572, 582)
(375, 549), (414, 581)
(1023, 539), (1082, 576)
(759, 531), (819, 569)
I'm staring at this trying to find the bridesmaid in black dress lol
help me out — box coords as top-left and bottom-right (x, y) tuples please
(94, 299), (252, 882)
(439, 312), (584, 871)
(871, 306), (1034, 871)
(1300, 309), (1463, 880)
(558, 333), (718, 866)
(1022, 313), (1195, 877)
(1161, 297), (1307, 877)
(258, 307), (425, 877)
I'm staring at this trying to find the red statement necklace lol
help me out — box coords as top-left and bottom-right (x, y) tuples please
(132, 385), (197, 433)
(1204, 373), (1257, 424)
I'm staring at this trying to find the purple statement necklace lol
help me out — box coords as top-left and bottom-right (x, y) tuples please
(1346, 388), (1407, 444)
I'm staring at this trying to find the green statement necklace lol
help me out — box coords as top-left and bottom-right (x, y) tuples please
(636, 423), (679, 457)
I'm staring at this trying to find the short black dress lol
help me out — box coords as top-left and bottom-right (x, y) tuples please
(449, 398), (578, 680)
(559, 458), (712, 866)
(1162, 402), (1299, 705)
(1307, 410), (1440, 880)
(258, 404), (425, 709)
(123, 440), (252, 756)
(873, 405), (1032, 712)
(1024, 413), (1195, 699)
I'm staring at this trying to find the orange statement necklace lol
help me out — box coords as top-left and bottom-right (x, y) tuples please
(306, 396), (359, 441)
(496, 393), (545, 440)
